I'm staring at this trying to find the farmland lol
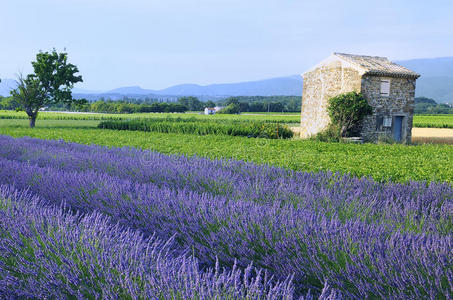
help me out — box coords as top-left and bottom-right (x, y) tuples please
(0, 135), (451, 298)
(1, 124), (452, 182)
(2, 110), (453, 128)
(413, 114), (453, 128)
(0, 111), (452, 298)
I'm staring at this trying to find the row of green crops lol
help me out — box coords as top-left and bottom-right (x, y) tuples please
(3, 110), (453, 128)
(0, 110), (301, 123)
(98, 118), (294, 139)
(413, 114), (453, 128)
(1, 126), (452, 183)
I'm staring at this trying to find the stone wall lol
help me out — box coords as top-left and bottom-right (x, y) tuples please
(300, 59), (362, 137)
(360, 76), (416, 143)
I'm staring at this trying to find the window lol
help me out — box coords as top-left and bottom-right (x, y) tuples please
(380, 79), (390, 96)
(383, 116), (392, 127)
(376, 115), (392, 131)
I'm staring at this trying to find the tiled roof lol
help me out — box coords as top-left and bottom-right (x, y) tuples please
(334, 53), (420, 78)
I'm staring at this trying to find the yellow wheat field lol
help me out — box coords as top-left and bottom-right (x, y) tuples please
(412, 128), (453, 144)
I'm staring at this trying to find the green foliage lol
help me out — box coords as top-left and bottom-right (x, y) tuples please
(224, 97), (240, 106)
(10, 75), (47, 128)
(10, 49), (83, 127)
(88, 100), (187, 113)
(0, 96), (21, 110)
(30, 49), (83, 107)
(413, 114), (453, 128)
(0, 110), (300, 122)
(415, 97), (437, 105)
(326, 92), (372, 137)
(414, 97), (453, 114)
(98, 118), (294, 139)
(205, 100), (216, 108)
(177, 96), (204, 111)
(221, 96), (301, 112)
(1, 124), (452, 183)
(311, 126), (341, 142)
(217, 103), (241, 114)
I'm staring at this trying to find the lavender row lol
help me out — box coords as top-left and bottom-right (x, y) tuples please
(0, 185), (300, 299)
(0, 147), (451, 298)
(0, 135), (451, 235)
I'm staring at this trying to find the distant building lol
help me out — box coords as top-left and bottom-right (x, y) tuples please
(204, 106), (224, 115)
(204, 107), (216, 115)
(300, 53), (420, 143)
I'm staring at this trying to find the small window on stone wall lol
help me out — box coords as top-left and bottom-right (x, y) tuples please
(380, 79), (390, 97)
(376, 115), (392, 131)
(383, 116), (392, 127)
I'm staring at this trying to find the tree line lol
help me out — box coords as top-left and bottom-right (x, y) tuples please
(414, 97), (453, 114)
(1, 94), (302, 114)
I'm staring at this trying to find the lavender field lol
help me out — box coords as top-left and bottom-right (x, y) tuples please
(0, 135), (451, 299)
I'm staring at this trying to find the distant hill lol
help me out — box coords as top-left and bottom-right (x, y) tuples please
(155, 76), (303, 96)
(102, 75), (303, 97)
(397, 57), (453, 103)
(2, 57), (453, 102)
(396, 57), (453, 77)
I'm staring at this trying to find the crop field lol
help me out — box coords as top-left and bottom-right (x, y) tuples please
(0, 112), (452, 298)
(0, 125), (452, 182)
(413, 114), (453, 128)
(98, 118), (294, 138)
(2, 110), (453, 128)
(0, 135), (451, 298)
(0, 110), (301, 123)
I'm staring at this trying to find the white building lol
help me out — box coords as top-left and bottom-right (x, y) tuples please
(204, 106), (224, 115)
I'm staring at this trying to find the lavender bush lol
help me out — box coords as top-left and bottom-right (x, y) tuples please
(0, 185), (296, 299)
(0, 135), (451, 299)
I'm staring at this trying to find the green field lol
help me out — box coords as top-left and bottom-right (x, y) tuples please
(1, 121), (452, 183)
(2, 110), (453, 128)
(413, 114), (453, 128)
(0, 119), (100, 128)
(0, 110), (301, 123)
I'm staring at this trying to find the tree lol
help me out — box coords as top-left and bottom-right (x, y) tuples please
(327, 92), (372, 137)
(239, 102), (249, 112)
(217, 103), (241, 114)
(0, 95), (21, 110)
(10, 75), (47, 127)
(10, 49), (83, 127)
(178, 96), (203, 111)
(205, 100), (215, 108)
(415, 97), (437, 105)
(224, 97), (239, 106)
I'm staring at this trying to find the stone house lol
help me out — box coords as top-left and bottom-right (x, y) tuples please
(300, 53), (420, 143)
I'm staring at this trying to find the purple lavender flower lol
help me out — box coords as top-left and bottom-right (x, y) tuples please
(0, 135), (451, 299)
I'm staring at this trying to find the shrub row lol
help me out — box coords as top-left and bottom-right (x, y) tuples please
(98, 119), (294, 139)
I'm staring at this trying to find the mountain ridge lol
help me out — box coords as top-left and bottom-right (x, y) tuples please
(1, 57), (452, 102)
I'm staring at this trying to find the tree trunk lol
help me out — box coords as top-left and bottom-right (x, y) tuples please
(29, 116), (36, 128)
(27, 111), (38, 128)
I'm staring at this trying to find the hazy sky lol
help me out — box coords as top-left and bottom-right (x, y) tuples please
(1, 0), (452, 90)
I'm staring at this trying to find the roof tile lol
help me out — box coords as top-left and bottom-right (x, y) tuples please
(334, 53), (420, 78)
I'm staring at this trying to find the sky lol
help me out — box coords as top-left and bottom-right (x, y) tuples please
(1, 0), (453, 91)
